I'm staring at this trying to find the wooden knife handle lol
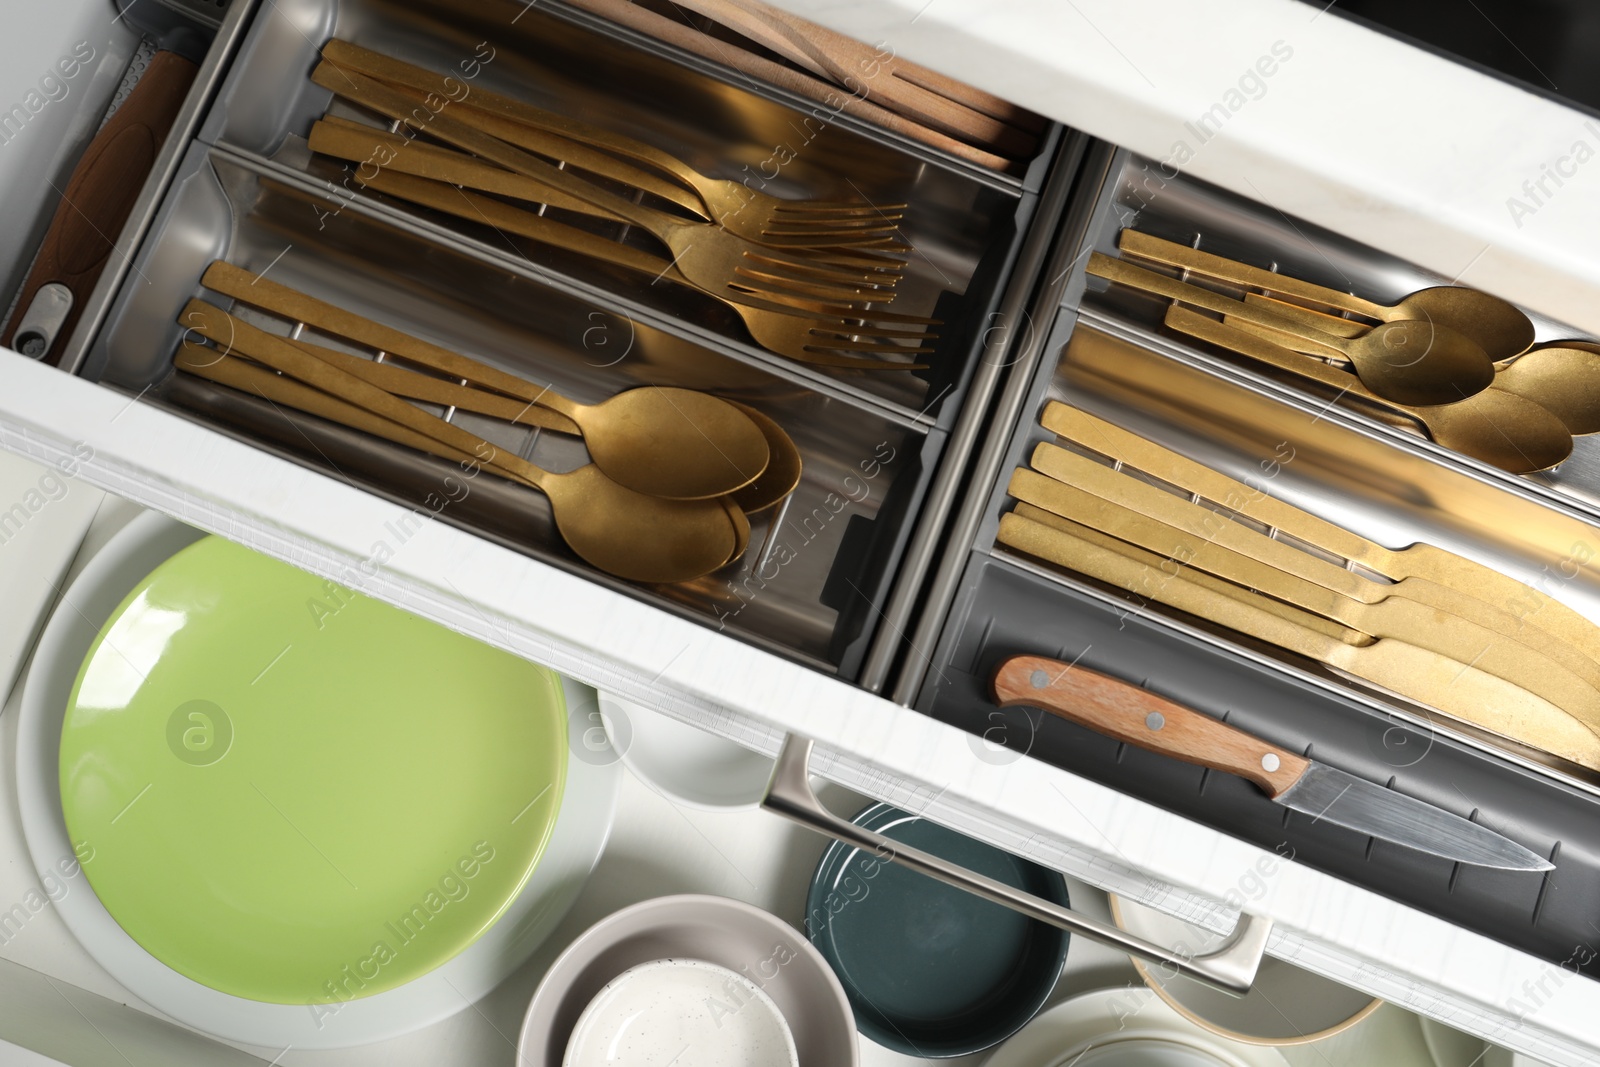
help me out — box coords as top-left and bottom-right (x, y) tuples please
(3, 50), (197, 365)
(991, 654), (1308, 796)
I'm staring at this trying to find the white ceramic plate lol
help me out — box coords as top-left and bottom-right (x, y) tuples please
(1110, 895), (1382, 1045)
(599, 693), (775, 811)
(983, 987), (1290, 1067)
(564, 958), (799, 1067)
(518, 894), (857, 1067)
(14, 511), (622, 1049)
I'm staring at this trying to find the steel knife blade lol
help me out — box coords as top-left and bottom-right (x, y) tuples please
(993, 654), (1553, 872)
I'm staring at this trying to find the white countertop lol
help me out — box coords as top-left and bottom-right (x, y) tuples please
(766, 0), (1600, 337)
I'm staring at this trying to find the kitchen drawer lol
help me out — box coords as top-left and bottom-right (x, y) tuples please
(6, 0), (1600, 1063)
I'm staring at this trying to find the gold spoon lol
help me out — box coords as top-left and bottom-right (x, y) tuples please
(1170, 307), (1571, 473)
(723, 402), (803, 514)
(201, 262), (771, 501)
(178, 300), (744, 583)
(1229, 294), (1600, 437)
(1088, 253), (1496, 407)
(291, 336), (806, 513)
(1493, 341), (1600, 436)
(1119, 230), (1536, 360)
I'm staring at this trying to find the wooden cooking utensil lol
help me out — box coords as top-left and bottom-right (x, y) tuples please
(679, 0), (1041, 155)
(318, 41), (910, 249)
(201, 261), (775, 499)
(1041, 403), (1600, 666)
(1119, 229), (1535, 361)
(178, 300), (744, 582)
(552, 0), (1017, 170)
(995, 510), (1600, 770)
(1087, 253), (1495, 408)
(1011, 461), (1600, 720)
(1165, 305), (1572, 474)
(333, 170), (937, 369)
(308, 63), (899, 305)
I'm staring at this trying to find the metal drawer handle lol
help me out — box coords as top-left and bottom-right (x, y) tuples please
(761, 735), (1271, 994)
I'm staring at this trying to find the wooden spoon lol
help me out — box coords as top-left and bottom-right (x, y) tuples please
(1088, 252), (1496, 407)
(177, 300), (744, 583)
(200, 262), (770, 501)
(1169, 306), (1571, 474)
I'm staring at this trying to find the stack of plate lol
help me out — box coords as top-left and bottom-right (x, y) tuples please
(15, 512), (620, 1049)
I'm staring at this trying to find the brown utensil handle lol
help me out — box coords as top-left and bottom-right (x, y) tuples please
(200, 261), (577, 409)
(992, 654), (1309, 796)
(4, 51), (197, 364)
(534, 0), (1016, 170)
(735, 1), (1038, 154)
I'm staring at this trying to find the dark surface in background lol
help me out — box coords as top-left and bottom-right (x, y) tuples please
(1322, 0), (1600, 115)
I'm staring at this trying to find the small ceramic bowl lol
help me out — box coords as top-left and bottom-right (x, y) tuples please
(1110, 895), (1381, 1045)
(599, 693), (776, 811)
(518, 894), (856, 1067)
(564, 958), (799, 1067)
(806, 802), (1070, 1057)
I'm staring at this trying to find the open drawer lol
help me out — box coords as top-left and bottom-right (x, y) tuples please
(5, 0), (1600, 1064)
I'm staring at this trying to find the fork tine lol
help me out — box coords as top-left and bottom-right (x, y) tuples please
(807, 338), (938, 356)
(754, 230), (905, 249)
(729, 273), (892, 306)
(744, 247), (905, 278)
(738, 254), (901, 288)
(764, 211), (905, 227)
(811, 324), (942, 340)
(759, 219), (905, 237)
(771, 201), (910, 215)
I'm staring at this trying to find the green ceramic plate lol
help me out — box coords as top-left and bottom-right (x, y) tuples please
(58, 536), (567, 1005)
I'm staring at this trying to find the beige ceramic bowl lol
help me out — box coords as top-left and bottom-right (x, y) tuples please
(1110, 895), (1382, 1045)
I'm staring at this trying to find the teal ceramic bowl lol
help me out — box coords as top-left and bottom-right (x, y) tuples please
(805, 803), (1070, 1057)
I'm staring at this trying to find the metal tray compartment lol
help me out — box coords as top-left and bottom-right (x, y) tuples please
(196, 0), (1056, 423)
(908, 144), (1600, 976)
(85, 143), (940, 676)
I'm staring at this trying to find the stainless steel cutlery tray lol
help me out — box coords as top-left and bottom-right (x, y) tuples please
(69, 0), (1073, 680)
(911, 146), (1600, 977)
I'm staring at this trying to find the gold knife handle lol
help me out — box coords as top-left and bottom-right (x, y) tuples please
(992, 654), (1309, 797)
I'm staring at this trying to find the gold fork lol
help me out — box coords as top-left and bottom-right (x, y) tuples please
(319, 40), (908, 249)
(311, 63), (902, 308)
(350, 167), (936, 368)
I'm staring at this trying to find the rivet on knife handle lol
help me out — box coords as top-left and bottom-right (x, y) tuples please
(992, 654), (1308, 797)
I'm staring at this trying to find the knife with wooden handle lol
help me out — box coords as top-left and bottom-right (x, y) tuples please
(991, 654), (1553, 871)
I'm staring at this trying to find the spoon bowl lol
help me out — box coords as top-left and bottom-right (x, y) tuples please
(1495, 342), (1600, 435)
(1345, 319), (1496, 407)
(726, 401), (804, 513)
(570, 387), (770, 500)
(544, 465), (743, 583)
(1387, 286), (1535, 362)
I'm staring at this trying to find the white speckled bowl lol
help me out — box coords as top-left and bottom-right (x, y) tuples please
(564, 958), (798, 1067)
